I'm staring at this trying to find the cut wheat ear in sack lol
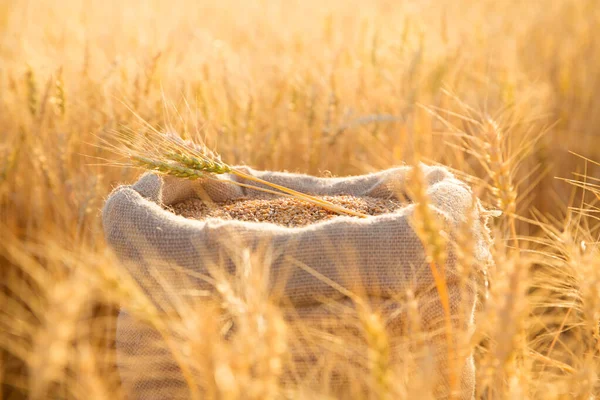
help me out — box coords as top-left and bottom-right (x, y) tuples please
(103, 131), (368, 218)
(102, 132), (495, 399)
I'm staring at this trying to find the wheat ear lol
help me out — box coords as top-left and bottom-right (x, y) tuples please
(108, 130), (368, 218)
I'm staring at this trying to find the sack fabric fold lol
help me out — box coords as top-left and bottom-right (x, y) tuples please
(102, 164), (493, 399)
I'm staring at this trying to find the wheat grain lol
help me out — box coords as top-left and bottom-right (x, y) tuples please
(170, 195), (403, 227)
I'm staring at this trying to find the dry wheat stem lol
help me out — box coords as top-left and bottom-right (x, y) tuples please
(163, 136), (369, 217)
(118, 131), (368, 218)
(407, 160), (458, 395)
(230, 168), (368, 218)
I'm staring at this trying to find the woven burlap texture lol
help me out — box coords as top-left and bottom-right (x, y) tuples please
(102, 164), (493, 400)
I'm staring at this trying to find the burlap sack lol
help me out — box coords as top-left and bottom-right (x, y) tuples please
(102, 164), (493, 399)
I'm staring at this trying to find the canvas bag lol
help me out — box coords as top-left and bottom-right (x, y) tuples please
(102, 164), (493, 399)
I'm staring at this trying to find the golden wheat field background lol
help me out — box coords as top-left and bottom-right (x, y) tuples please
(1, 0), (600, 398)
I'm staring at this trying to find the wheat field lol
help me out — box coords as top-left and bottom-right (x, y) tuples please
(1, 0), (600, 398)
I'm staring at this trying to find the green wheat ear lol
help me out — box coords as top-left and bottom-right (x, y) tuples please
(164, 152), (232, 174)
(132, 156), (206, 179)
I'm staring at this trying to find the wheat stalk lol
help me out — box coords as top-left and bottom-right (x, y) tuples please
(25, 66), (38, 118)
(407, 163), (458, 396)
(358, 305), (392, 400)
(106, 129), (368, 218)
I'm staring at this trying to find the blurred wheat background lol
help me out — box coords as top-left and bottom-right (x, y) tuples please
(1, 0), (600, 398)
